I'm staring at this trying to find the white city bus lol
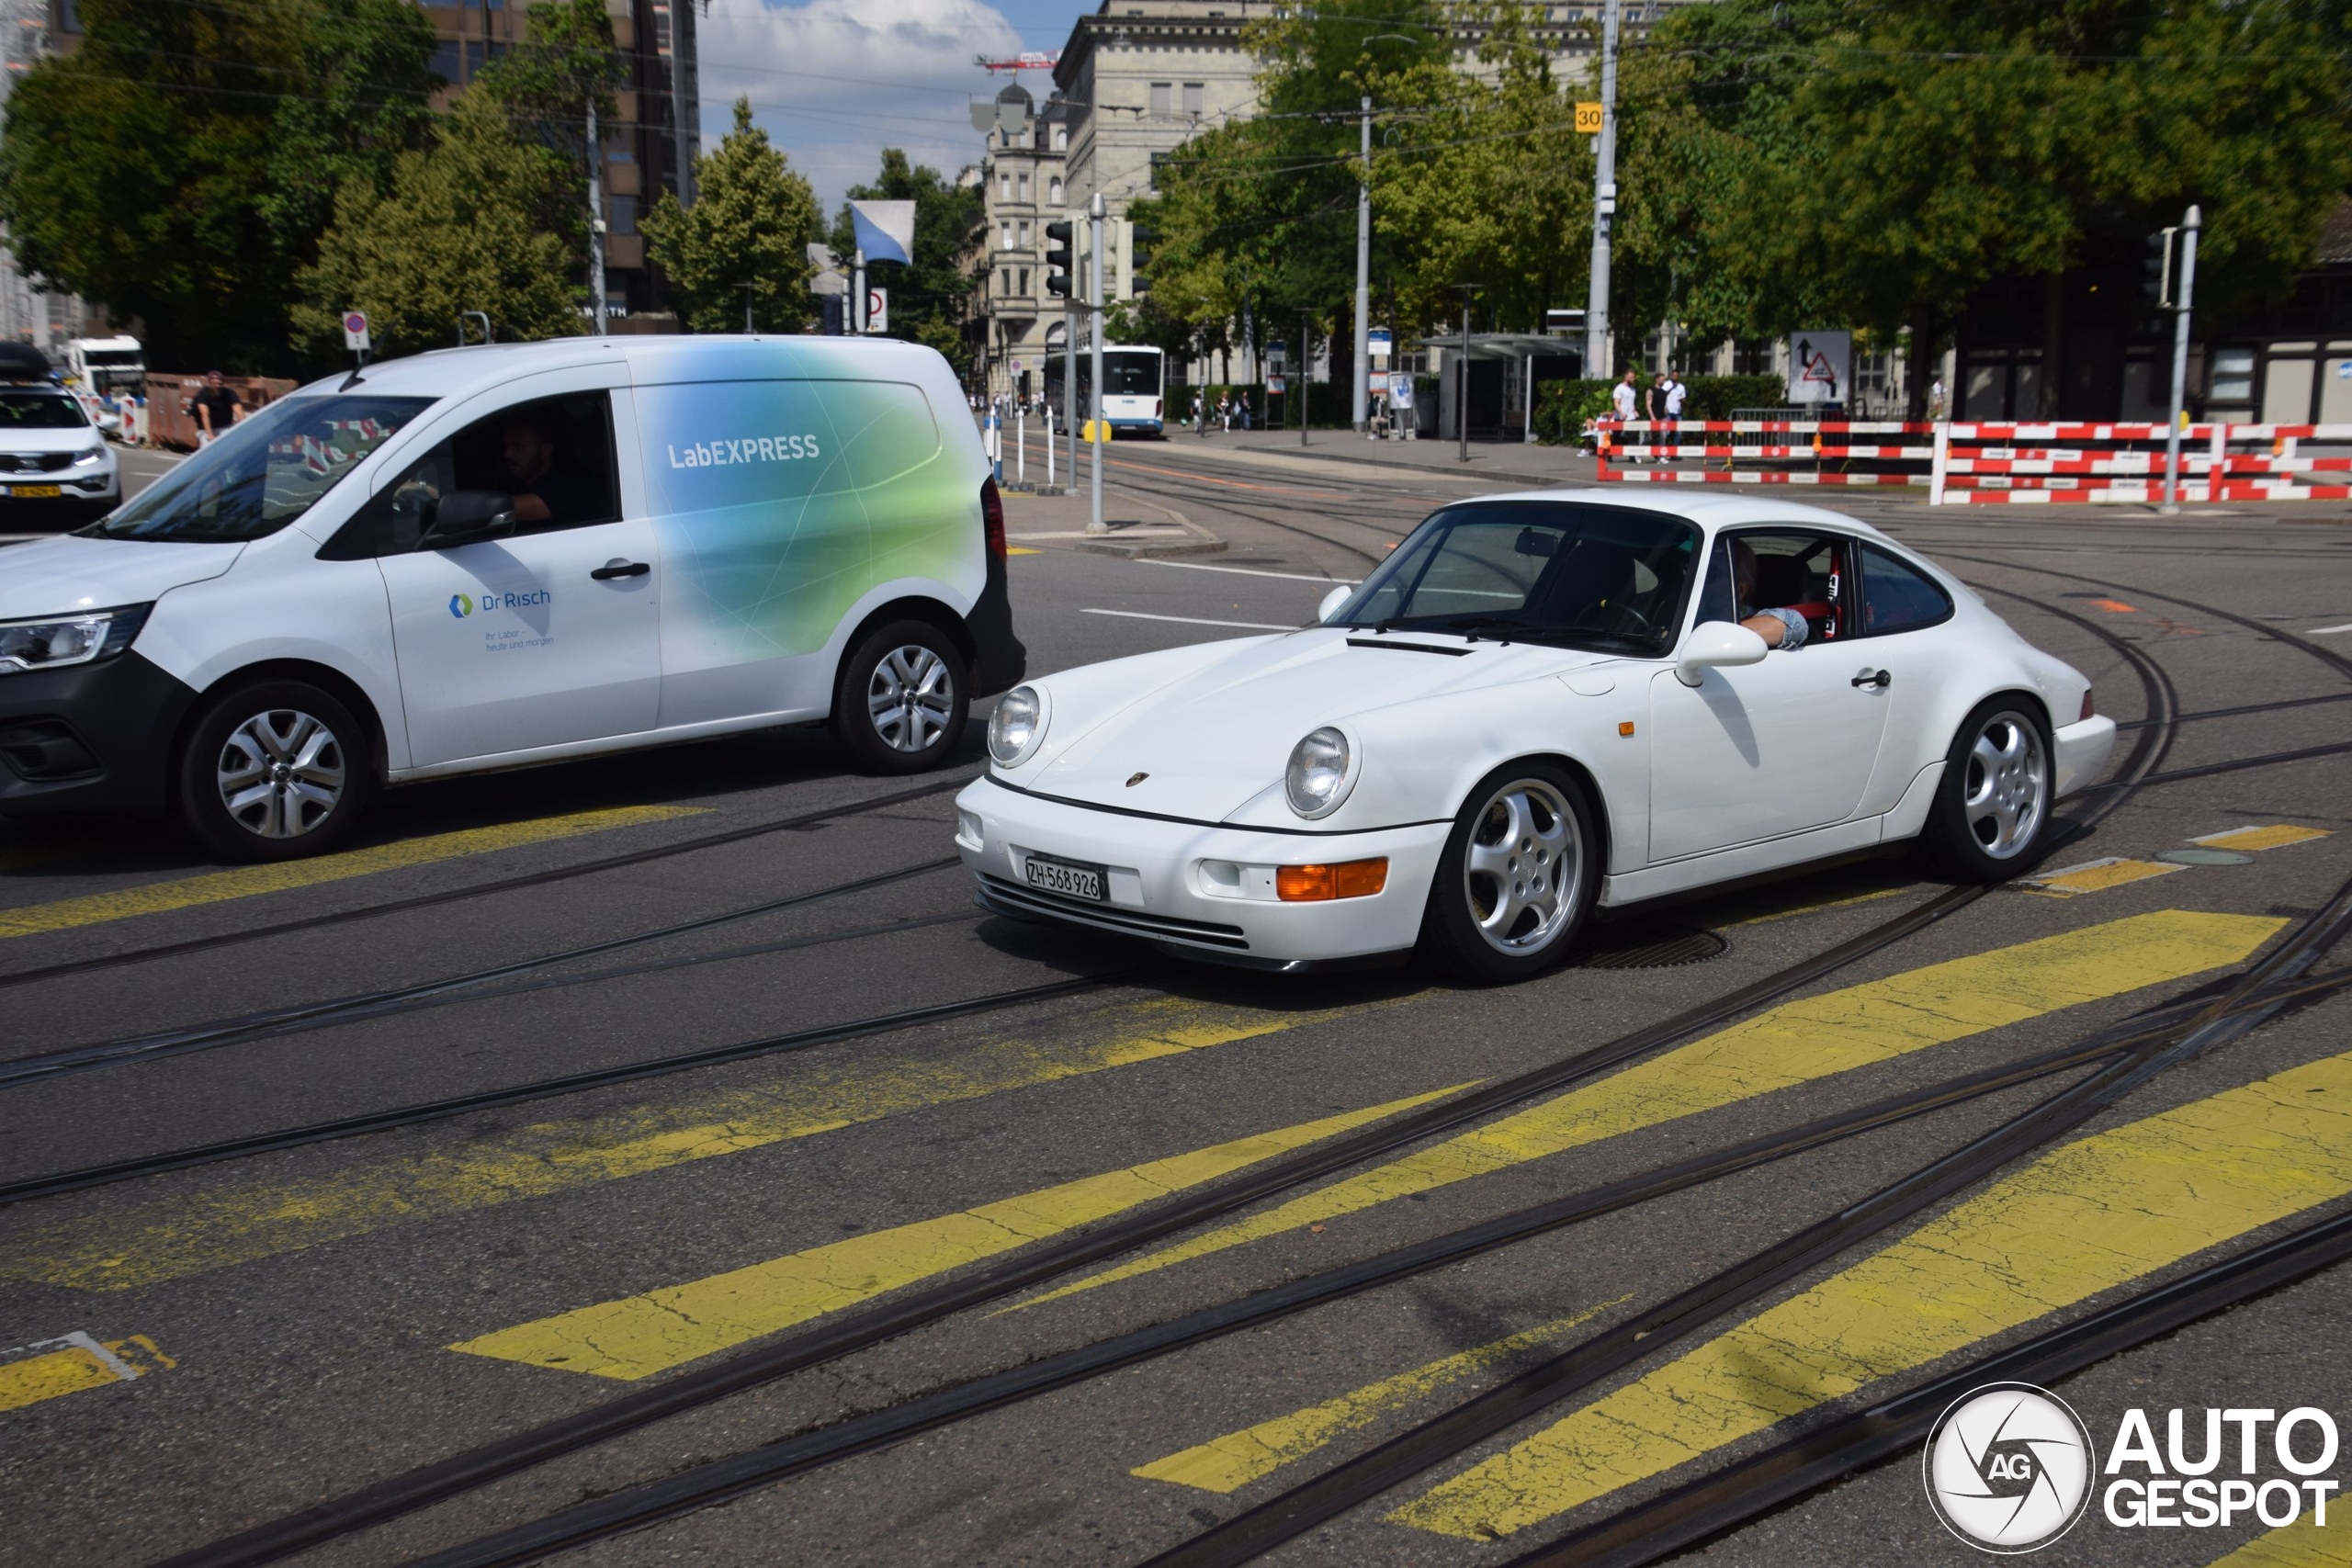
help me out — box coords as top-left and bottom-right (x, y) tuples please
(1046, 344), (1166, 438)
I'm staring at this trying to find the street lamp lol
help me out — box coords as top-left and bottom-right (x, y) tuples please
(1351, 38), (1419, 434)
(1453, 284), (1483, 464)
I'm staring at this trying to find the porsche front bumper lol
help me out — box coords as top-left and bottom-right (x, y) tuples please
(956, 774), (1448, 968)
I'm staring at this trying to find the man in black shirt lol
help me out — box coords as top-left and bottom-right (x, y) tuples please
(191, 370), (242, 446)
(500, 412), (594, 527)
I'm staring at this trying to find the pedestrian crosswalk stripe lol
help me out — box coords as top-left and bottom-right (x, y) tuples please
(0, 806), (702, 941)
(0, 1331), (171, 1414)
(448, 1083), (1476, 1381)
(1388, 1047), (2352, 1541)
(2203, 1515), (2352, 1566)
(2021, 857), (2187, 897)
(1013, 910), (2283, 1313)
(2194, 825), (2333, 853)
(1132, 1302), (1623, 1495)
(5, 995), (1405, 1293)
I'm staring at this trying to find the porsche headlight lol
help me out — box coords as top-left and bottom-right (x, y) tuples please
(0, 603), (151, 675)
(1284, 726), (1354, 818)
(988, 683), (1048, 766)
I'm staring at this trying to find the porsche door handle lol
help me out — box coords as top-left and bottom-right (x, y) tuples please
(1851, 668), (1892, 690)
(591, 559), (650, 581)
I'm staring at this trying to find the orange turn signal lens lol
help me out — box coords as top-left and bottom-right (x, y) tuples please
(2080, 688), (2096, 721)
(1276, 858), (1389, 901)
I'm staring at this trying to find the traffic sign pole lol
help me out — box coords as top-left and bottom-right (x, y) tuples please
(2160, 206), (2202, 515)
(1584, 0), (1621, 380)
(1353, 93), (1371, 434)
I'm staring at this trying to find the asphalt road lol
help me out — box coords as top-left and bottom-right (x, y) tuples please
(2, 435), (2349, 1568)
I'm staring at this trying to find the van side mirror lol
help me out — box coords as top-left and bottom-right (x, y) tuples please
(421, 490), (516, 549)
(1317, 584), (1352, 624)
(1675, 620), (1769, 686)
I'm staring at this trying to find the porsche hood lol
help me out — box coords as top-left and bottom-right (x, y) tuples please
(1026, 627), (1591, 820)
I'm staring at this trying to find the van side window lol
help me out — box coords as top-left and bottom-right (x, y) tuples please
(322, 392), (620, 558)
(1859, 542), (1955, 636)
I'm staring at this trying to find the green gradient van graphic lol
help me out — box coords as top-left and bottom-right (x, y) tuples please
(636, 370), (970, 677)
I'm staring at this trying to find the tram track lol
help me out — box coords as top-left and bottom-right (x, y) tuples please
(144, 575), (2182, 1568)
(0, 773), (976, 991)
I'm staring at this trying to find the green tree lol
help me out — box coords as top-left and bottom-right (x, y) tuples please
(641, 99), (822, 332)
(294, 92), (582, 356)
(0, 0), (437, 367)
(829, 150), (986, 378)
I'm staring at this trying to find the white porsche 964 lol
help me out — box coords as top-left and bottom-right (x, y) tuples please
(955, 492), (2117, 980)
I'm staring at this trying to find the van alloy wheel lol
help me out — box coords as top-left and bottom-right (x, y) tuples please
(217, 708), (346, 840)
(867, 645), (956, 753)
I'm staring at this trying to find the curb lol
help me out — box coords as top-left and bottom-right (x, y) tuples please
(1204, 437), (1588, 491)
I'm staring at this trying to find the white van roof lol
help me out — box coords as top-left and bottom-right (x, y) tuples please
(300, 334), (946, 400)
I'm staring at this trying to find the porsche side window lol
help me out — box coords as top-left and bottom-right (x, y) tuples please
(1860, 543), (1954, 636)
(1707, 532), (1851, 643)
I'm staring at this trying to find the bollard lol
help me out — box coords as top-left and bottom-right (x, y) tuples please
(1016, 404), (1025, 485)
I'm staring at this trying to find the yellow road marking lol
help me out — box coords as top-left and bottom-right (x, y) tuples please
(1134, 1300), (1625, 1495)
(0, 806), (703, 941)
(2196, 825), (2334, 853)
(6, 995), (1404, 1293)
(1390, 1048), (2352, 1541)
(1006, 547), (1042, 555)
(1017, 911), (2282, 1312)
(451, 1083), (1476, 1381)
(2021, 857), (2188, 897)
(1724, 886), (1911, 927)
(2208, 1516), (2352, 1566)
(0, 1332), (169, 1414)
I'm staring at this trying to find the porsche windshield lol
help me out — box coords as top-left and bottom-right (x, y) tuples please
(1331, 502), (1702, 653)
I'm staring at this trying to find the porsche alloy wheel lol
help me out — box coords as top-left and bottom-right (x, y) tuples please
(1915, 696), (2053, 883)
(1422, 761), (1599, 982)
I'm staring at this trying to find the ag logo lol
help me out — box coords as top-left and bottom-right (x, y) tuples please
(449, 593), (474, 618)
(1924, 1382), (2096, 1553)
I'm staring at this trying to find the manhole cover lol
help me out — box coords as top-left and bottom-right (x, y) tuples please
(2156, 847), (2254, 866)
(1574, 920), (1729, 969)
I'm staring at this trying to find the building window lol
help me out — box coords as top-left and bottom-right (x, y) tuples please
(1017, 172), (1030, 201)
(431, 39), (461, 83)
(1149, 82), (1171, 117)
(1049, 175), (1064, 204)
(1017, 219), (1031, 247)
(606, 195), (637, 236)
(1018, 269), (1030, 296)
(1182, 82), (1204, 116)
(998, 171), (1010, 200)
(1053, 124), (1068, 150)
(1000, 221), (1012, 251)
(1148, 151), (1172, 191)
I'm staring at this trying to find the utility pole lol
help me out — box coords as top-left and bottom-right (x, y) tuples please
(741, 282), (755, 333)
(1088, 191), (1105, 536)
(1583, 0), (1621, 379)
(1065, 308), (1078, 497)
(1352, 93), (1372, 433)
(587, 96), (607, 337)
(1456, 285), (1481, 464)
(2160, 204), (2202, 515)
(852, 248), (866, 335)
(1301, 311), (1312, 448)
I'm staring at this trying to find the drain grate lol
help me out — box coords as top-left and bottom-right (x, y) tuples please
(1574, 919), (1729, 969)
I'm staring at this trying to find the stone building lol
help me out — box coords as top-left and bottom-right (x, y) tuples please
(973, 82), (1070, 401)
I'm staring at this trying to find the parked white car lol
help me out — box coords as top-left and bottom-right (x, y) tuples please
(956, 491), (2116, 980)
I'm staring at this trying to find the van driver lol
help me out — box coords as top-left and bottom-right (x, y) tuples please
(503, 413), (593, 527)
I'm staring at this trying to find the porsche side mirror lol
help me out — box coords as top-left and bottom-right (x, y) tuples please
(1676, 620), (1769, 686)
(421, 490), (516, 549)
(1317, 584), (1352, 624)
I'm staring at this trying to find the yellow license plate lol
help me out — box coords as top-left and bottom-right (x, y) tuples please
(6, 484), (62, 499)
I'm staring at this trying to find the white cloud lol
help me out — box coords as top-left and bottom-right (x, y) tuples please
(697, 0), (1025, 213)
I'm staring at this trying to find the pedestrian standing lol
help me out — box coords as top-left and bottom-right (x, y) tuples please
(1217, 391), (1231, 433)
(1661, 370), (1688, 458)
(1927, 374), (1949, 423)
(1611, 369), (1641, 463)
(1193, 390), (1205, 437)
(192, 370), (241, 447)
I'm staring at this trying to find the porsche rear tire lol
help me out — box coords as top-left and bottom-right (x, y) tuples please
(1913, 697), (2053, 882)
(1419, 761), (1600, 984)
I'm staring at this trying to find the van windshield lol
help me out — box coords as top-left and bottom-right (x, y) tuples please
(87, 393), (434, 543)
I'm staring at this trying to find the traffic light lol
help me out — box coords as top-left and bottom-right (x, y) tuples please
(1129, 223), (1156, 293)
(1045, 221), (1074, 299)
(2143, 226), (2178, 309)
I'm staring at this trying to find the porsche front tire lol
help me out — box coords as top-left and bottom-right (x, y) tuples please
(1419, 761), (1600, 983)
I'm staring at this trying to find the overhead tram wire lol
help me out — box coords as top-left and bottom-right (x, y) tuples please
(0, 773), (977, 991)
(151, 581), (2180, 1568)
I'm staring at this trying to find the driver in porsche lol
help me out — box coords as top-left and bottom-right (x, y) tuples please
(1731, 537), (1808, 650)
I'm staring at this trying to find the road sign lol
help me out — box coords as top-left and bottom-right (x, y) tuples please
(1786, 330), (1851, 404)
(1368, 327), (1393, 363)
(342, 310), (370, 352)
(1267, 374), (1285, 395)
(1011, 357), (1024, 375)
(1267, 343), (1287, 367)
(865, 288), (888, 333)
(1575, 101), (1603, 135)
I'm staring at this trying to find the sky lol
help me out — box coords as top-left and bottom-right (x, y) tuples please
(697, 0), (1087, 215)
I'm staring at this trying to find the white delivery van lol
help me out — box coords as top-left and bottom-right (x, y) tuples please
(0, 336), (1023, 860)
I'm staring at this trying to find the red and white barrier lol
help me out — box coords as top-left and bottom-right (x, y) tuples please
(1589, 418), (2352, 503)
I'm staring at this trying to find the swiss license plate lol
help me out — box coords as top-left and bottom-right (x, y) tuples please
(6, 484), (61, 499)
(1023, 852), (1107, 902)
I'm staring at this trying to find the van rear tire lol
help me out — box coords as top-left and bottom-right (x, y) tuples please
(833, 620), (969, 774)
(175, 679), (373, 862)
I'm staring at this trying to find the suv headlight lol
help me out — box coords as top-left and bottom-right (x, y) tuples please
(1284, 726), (1355, 818)
(988, 683), (1048, 766)
(0, 603), (152, 675)
(70, 445), (104, 467)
